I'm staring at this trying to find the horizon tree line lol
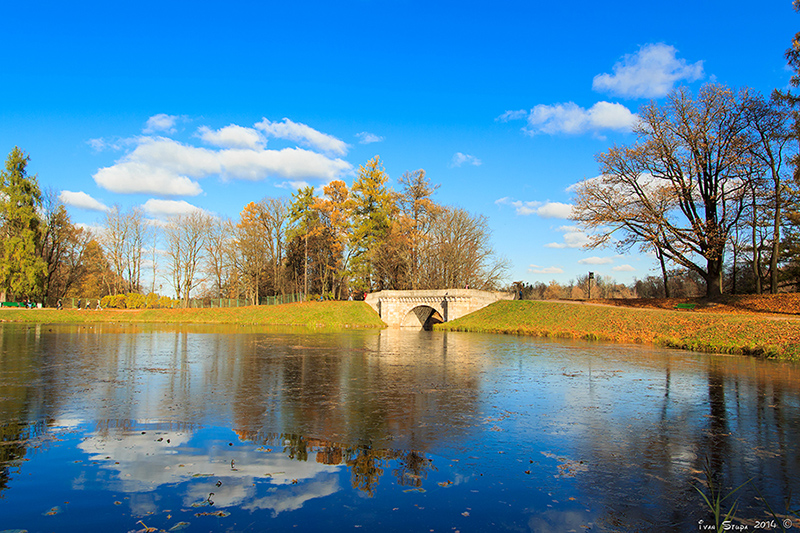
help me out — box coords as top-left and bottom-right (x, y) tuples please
(0, 152), (509, 306)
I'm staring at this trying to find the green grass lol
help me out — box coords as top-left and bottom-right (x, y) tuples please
(7, 299), (800, 359)
(436, 300), (800, 360)
(0, 301), (386, 329)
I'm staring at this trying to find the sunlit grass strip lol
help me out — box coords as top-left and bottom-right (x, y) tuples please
(0, 301), (386, 329)
(437, 300), (800, 360)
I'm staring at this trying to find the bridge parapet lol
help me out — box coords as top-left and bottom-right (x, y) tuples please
(365, 289), (516, 328)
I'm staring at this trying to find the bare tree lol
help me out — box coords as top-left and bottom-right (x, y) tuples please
(419, 206), (508, 290)
(744, 93), (793, 293)
(163, 211), (213, 306)
(101, 205), (128, 295)
(573, 84), (755, 297)
(205, 216), (233, 298)
(259, 197), (290, 295)
(101, 205), (150, 294)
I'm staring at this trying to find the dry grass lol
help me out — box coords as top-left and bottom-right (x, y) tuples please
(592, 293), (800, 316)
(438, 297), (800, 360)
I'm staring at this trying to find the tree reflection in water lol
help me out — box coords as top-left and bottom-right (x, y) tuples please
(0, 324), (800, 532)
(238, 432), (435, 497)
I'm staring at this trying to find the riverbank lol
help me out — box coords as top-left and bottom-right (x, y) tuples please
(4, 298), (800, 359)
(436, 299), (800, 360)
(0, 301), (386, 329)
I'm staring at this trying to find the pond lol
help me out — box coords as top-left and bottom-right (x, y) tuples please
(0, 323), (798, 532)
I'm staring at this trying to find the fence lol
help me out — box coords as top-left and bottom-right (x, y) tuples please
(61, 293), (305, 309)
(184, 293), (305, 308)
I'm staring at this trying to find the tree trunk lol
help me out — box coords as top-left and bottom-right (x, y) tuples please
(658, 247), (670, 298)
(770, 178), (781, 294)
(706, 258), (724, 298)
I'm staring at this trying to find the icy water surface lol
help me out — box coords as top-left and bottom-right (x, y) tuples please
(0, 323), (799, 532)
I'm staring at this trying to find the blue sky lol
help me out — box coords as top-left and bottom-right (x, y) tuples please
(2, 0), (797, 289)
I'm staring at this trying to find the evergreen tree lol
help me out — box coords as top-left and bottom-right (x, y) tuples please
(350, 156), (396, 291)
(0, 147), (47, 302)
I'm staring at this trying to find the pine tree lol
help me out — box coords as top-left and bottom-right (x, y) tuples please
(0, 147), (47, 302)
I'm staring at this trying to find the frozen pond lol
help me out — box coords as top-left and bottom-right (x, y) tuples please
(0, 323), (799, 532)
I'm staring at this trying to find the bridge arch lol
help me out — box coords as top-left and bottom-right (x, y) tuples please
(400, 305), (444, 330)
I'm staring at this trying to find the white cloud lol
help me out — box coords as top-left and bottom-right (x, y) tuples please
(613, 264), (636, 272)
(94, 160), (204, 196)
(496, 110), (528, 122)
(143, 114), (180, 134)
(198, 125), (264, 149)
(593, 43), (704, 99)
(536, 202), (573, 218)
(59, 190), (109, 212)
(275, 180), (312, 191)
(256, 118), (348, 156)
(450, 152), (482, 167)
(142, 199), (207, 218)
(495, 198), (573, 218)
(74, 222), (102, 235)
(578, 256), (613, 265)
(87, 138), (107, 152)
(355, 132), (384, 144)
(545, 225), (590, 249)
(92, 135), (352, 196)
(528, 264), (564, 274)
(525, 101), (638, 135)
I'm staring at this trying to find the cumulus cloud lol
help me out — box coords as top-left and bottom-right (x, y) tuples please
(256, 118), (348, 156)
(450, 152), (482, 167)
(545, 225), (590, 249)
(198, 125), (264, 149)
(94, 160), (204, 196)
(142, 199), (207, 218)
(593, 43), (704, 99)
(613, 264), (636, 272)
(578, 256), (613, 265)
(528, 264), (564, 275)
(143, 114), (181, 134)
(59, 190), (109, 212)
(355, 132), (384, 144)
(92, 134), (352, 197)
(526, 101), (638, 135)
(495, 198), (573, 218)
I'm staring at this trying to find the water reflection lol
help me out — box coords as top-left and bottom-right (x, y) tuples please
(0, 324), (799, 532)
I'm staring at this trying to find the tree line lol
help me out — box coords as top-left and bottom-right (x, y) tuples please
(0, 153), (508, 307)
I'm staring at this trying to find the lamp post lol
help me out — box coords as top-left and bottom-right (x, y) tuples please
(588, 272), (594, 299)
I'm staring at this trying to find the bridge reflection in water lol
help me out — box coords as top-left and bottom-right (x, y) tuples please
(364, 289), (516, 329)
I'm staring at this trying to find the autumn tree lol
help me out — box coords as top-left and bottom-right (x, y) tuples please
(53, 225), (95, 301)
(286, 187), (317, 295)
(312, 180), (353, 298)
(67, 238), (114, 300)
(350, 156), (396, 292)
(573, 84), (756, 297)
(0, 147), (47, 302)
(233, 202), (270, 304)
(398, 169), (440, 290)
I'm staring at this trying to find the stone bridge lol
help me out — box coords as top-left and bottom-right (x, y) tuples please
(364, 289), (517, 329)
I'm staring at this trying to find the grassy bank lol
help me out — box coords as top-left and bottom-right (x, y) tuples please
(0, 301), (386, 329)
(437, 300), (800, 360)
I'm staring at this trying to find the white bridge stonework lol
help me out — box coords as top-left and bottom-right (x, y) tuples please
(364, 289), (516, 328)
